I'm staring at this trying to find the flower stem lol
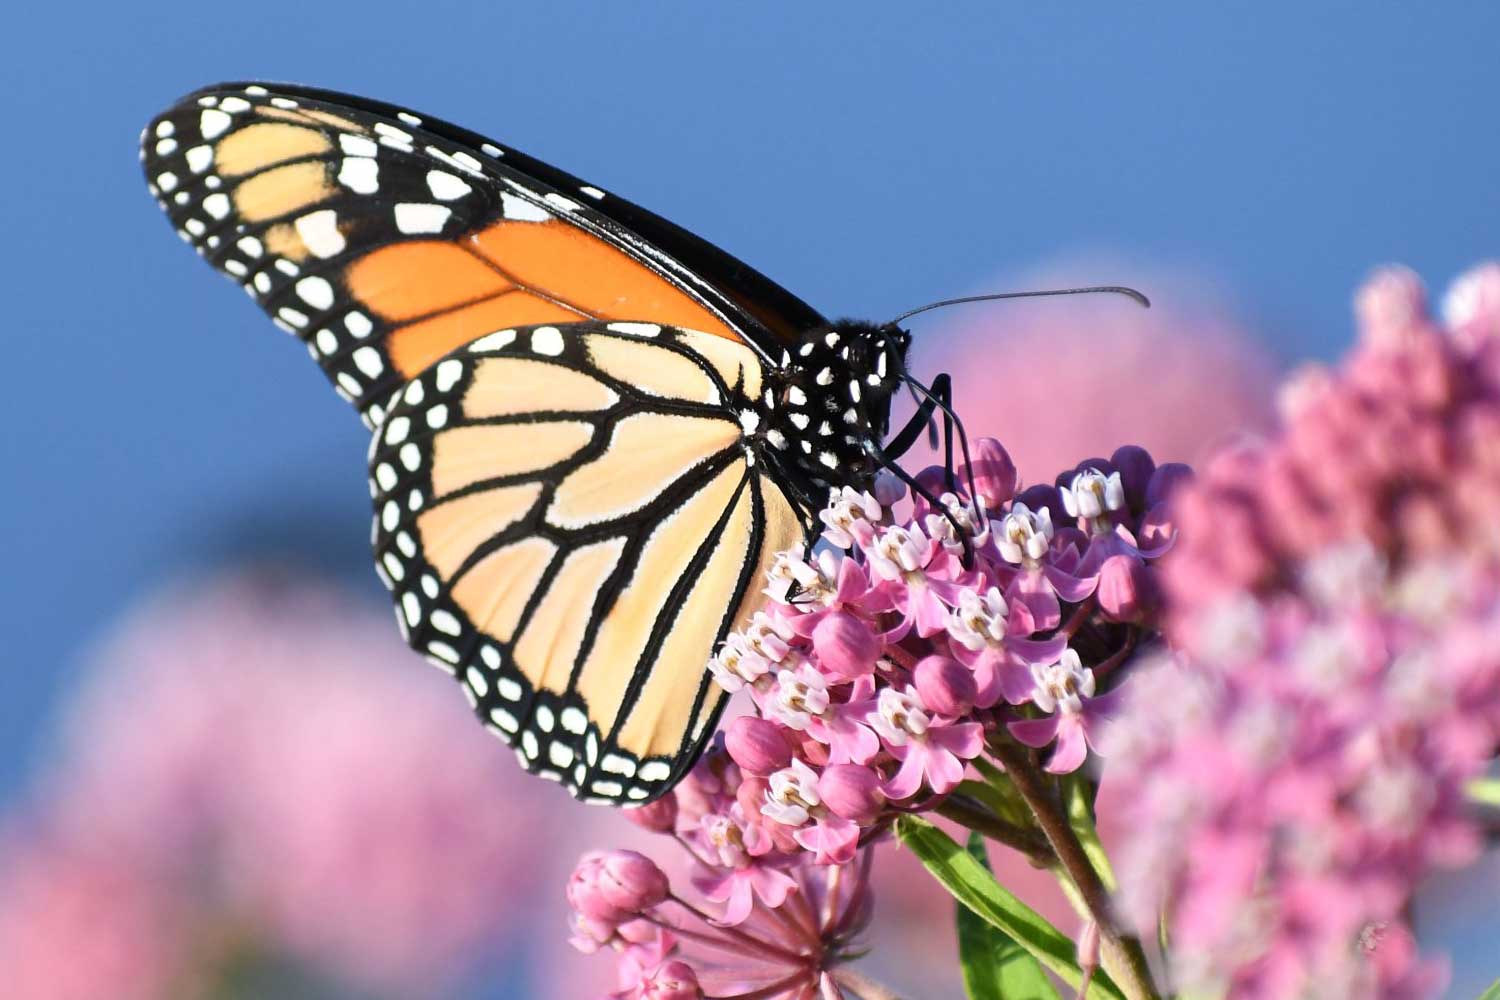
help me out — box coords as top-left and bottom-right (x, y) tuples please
(832, 967), (906, 1000)
(987, 739), (1159, 1000)
(935, 795), (1053, 864)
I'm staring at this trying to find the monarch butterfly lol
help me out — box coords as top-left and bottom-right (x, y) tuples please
(140, 82), (1137, 805)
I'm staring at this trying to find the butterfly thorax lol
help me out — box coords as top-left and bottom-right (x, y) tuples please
(759, 320), (911, 502)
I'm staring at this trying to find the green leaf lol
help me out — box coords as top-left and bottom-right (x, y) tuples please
(1476, 976), (1500, 1000)
(957, 833), (1062, 1000)
(895, 815), (1124, 1000)
(1467, 778), (1500, 809)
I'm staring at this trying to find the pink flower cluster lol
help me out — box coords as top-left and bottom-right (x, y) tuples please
(707, 438), (1184, 854)
(1108, 264), (1500, 999)
(0, 570), (554, 999)
(567, 749), (875, 1000)
(574, 437), (1187, 997)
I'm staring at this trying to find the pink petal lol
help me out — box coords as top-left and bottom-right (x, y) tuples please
(793, 817), (861, 865)
(1007, 715), (1062, 749)
(882, 748), (927, 800)
(1044, 716), (1090, 774)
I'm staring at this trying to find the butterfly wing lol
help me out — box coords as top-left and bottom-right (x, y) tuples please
(141, 82), (825, 427)
(372, 321), (804, 802)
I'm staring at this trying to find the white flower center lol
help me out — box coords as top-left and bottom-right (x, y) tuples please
(1030, 649), (1095, 715)
(997, 502), (1054, 565)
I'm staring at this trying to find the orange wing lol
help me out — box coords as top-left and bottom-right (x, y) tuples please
(141, 83), (823, 426)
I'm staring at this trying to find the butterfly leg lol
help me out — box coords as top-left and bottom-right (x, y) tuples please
(883, 372), (953, 462)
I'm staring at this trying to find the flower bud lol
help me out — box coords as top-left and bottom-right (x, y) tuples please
(913, 654), (977, 716)
(623, 794), (679, 834)
(1110, 445), (1155, 513)
(1356, 265), (1427, 348)
(642, 960), (704, 1000)
(811, 611), (880, 678)
(567, 852), (626, 921)
(1014, 483), (1065, 526)
(872, 469), (907, 508)
(596, 850), (670, 913)
(1145, 462), (1193, 509)
(1445, 261), (1500, 345)
(967, 437), (1017, 510)
(1098, 554), (1156, 623)
(818, 764), (885, 824)
(725, 716), (792, 775)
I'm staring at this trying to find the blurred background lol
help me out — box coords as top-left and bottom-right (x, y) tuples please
(4, 2), (1498, 997)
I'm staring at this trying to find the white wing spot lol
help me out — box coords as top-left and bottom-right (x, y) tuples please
(544, 193), (581, 212)
(338, 157), (379, 194)
(531, 327), (565, 356)
(401, 591), (422, 626)
(605, 322), (660, 338)
(219, 96), (252, 112)
(399, 442), (421, 471)
(384, 415), (411, 444)
(199, 109), (232, 139)
(403, 380), (425, 405)
(560, 707), (587, 733)
(296, 276), (334, 310)
(155, 120), (174, 138)
(549, 743), (575, 767)
(156, 171), (179, 192)
(345, 311), (373, 337)
(431, 609), (462, 636)
(466, 666), (488, 697)
(434, 359), (464, 392)
(394, 203), (451, 234)
(315, 328), (338, 355)
(202, 192), (231, 219)
(580, 185), (605, 199)
(468, 329), (516, 352)
(499, 192), (551, 222)
(295, 210), (345, 258)
(352, 346), (384, 378)
(638, 761), (672, 782)
(601, 753), (637, 776)
(426, 169), (472, 201)
(426, 403), (449, 428)
(340, 134), (378, 157)
(490, 707), (519, 733)
(497, 677), (523, 702)
(397, 111), (423, 126)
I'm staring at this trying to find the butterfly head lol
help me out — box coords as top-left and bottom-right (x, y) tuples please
(764, 320), (911, 495)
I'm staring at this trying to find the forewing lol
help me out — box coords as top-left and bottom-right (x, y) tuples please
(141, 82), (824, 426)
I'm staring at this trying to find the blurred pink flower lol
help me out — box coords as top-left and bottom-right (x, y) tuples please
(0, 831), (189, 1000)
(1108, 263), (1500, 999)
(38, 567), (562, 995)
(909, 261), (1277, 477)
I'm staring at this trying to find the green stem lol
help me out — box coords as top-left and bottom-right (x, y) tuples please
(936, 795), (1054, 864)
(988, 739), (1160, 1000)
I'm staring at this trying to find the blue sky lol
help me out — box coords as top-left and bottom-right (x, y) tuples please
(4, 0), (1498, 905)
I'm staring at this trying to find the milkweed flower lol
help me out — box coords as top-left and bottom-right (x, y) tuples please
(36, 569), (554, 996)
(572, 435), (1185, 995)
(567, 751), (877, 1000)
(1108, 263), (1500, 999)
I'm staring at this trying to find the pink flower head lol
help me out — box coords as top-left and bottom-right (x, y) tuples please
(819, 486), (883, 549)
(870, 686), (983, 799)
(1007, 649), (1123, 774)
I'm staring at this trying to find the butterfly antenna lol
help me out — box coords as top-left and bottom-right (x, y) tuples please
(885, 285), (1150, 327)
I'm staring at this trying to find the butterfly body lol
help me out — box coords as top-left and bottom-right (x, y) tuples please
(141, 82), (920, 804)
